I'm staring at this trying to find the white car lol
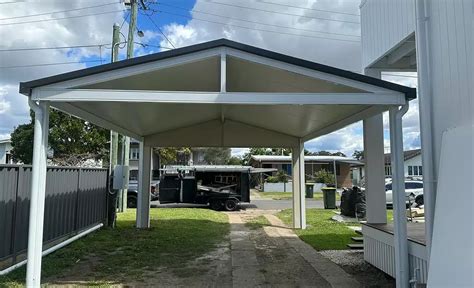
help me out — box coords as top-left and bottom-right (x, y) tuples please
(385, 180), (423, 206)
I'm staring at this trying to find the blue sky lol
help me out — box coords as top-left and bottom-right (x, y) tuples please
(0, 0), (420, 158)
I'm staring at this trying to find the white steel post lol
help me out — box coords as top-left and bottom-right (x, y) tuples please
(292, 139), (306, 229)
(363, 114), (387, 224)
(136, 142), (151, 228)
(363, 68), (387, 224)
(26, 100), (49, 287)
(389, 105), (409, 288)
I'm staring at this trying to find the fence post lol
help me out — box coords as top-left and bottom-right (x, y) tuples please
(10, 166), (22, 266)
(73, 168), (82, 232)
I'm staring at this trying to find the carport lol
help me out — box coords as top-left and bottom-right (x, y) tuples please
(19, 39), (415, 286)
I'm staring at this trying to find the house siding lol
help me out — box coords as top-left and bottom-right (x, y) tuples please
(360, 0), (416, 68)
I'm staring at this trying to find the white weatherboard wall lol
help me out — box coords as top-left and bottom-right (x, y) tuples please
(423, 0), (473, 174)
(360, 0), (415, 68)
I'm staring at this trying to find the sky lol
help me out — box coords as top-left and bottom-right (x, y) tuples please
(0, 0), (420, 158)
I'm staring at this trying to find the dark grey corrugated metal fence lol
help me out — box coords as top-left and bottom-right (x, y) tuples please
(0, 165), (108, 270)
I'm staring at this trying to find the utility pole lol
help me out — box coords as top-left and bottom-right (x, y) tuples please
(110, 23), (120, 171)
(118, 0), (139, 212)
(108, 23), (120, 226)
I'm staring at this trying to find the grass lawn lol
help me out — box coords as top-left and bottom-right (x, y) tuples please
(278, 208), (394, 251)
(245, 215), (272, 230)
(0, 208), (229, 287)
(258, 192), (341, 201)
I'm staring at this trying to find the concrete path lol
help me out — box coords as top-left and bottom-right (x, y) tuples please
(227, 211), (360, 287)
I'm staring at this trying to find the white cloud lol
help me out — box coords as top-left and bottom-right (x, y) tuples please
(0, 1), (127, 135)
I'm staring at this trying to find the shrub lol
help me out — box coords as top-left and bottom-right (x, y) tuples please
(314, 169), (335, 185)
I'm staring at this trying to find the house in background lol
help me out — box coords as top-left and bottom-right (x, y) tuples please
(250, 154), (363, 188)
(384, 149), (422, 177)
(0, 138), (13, 164)
(129, 139), (160, 181)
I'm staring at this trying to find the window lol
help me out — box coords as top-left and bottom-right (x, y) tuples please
(408, 166), (413, 176)
(413, 166), (419, 176)
(130, 148), (140, 160)
(418, 166), (423, 176)
(129, 170), (138, 181)
(385, 165), (392, 176)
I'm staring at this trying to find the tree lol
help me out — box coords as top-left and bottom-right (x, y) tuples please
(11, 109), (109, 166)
(331, 151), (346, 157)
(227, 156), (242, 165)
(156, 147), (191, 166)
(202, 148), (231, 165)
(352, 150), (364, 160)
(315, 150), (332, 156)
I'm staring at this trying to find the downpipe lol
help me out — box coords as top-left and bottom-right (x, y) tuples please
(0, 224), (103, 276)
(26, 99), (47, 287)
(391, 103), (410, 288)
(415, 0), (436, 258)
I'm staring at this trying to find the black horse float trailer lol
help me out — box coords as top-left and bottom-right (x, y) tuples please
(158, 166), (257, 211)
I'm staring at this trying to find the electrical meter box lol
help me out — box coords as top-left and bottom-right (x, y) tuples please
(113, 165), (129, 190)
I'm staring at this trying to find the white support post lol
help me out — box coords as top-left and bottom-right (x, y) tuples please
(292, 139), (306, 229)
(136, 142), (151, 228)
(26, 100), (50, 287)
(389, 105), (409, 288)
(363, 68), (387, 224)
(363, 114), (387, 224)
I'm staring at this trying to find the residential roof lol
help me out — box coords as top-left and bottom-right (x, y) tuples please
(0, 137), (11, 144)
(384, 149), (422, 164)
(250, 155), (364, 165)
(19, 39), (416, 99)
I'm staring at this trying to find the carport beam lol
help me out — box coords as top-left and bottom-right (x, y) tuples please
(292, 139), (306, 229)
(26, 100), (50, 287)
(136, 142), (152, 228)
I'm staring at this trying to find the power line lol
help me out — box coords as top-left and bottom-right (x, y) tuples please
(0, 2), (120, 21)
(149, 2), (359, 38)
(144, 13), (176, 48)
(204, 0), (360, 24)
(0, 60), (103, 69)
(120, 10), (131, 30)
(0, 9), (126, 26)
(258, 1), (360, 17)
(149, 9), (360, 43)
(0, 44), (110, 52)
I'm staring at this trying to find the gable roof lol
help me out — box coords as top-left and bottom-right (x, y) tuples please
(384, 149), (422, 164)
(19, 38), (416, 99)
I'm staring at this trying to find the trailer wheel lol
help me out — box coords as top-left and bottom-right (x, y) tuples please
(209, 199), (223, 211)
(224, 199), (238, 211)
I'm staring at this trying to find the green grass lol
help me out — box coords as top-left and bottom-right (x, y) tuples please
(0, 208), (229, 287)
(258, 192), (341, 201)
(245, 215), (272, 230)
(277, 209), (358, 250)
(278, 208), (394, 251)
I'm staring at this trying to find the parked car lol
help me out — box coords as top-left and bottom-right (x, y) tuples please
(126, 169), (160, 208)
(385, 180), (423, 206)
(126, 180), (160, 208)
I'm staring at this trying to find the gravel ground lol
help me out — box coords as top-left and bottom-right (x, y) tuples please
(319, 250), (395, 288)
